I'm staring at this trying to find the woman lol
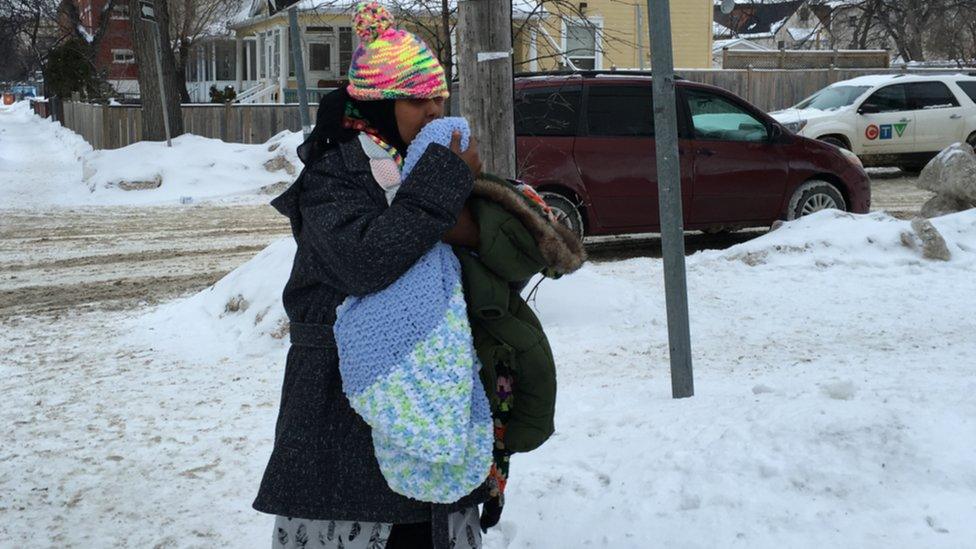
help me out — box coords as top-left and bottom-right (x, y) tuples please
(254, 3), (486, 548)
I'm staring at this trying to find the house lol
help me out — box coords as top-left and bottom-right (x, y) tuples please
(523, 0), (714, 72)
(713, 0), (829, 51)
(60, 0), (139, 95)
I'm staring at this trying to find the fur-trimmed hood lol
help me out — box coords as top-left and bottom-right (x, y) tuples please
(470, 175), (587, 275)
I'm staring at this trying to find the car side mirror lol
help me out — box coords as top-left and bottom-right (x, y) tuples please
(769, 123), (785, 142)
(858, 103), (880, 115)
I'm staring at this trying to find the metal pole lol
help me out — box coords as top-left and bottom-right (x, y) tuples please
(287, 6), (311, 138)
(636, 5), (644, 70)
(151, 15), (172, 147)
(647, 0), (694, 398)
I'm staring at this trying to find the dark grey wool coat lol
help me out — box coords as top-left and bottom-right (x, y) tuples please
(253, 138), (489, 529)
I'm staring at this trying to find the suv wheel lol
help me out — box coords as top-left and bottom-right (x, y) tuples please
(541, 192), (585, 239)
(819, 136), (849, 150)
(785, 180), (847, 220)
(967, 131), (976, 149)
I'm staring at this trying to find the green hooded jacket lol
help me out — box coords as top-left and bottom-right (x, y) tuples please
(455, 174), (586, 453)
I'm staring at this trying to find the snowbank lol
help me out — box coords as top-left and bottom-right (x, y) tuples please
(138, 209), (976, 361)
(0, 101), (304, 207)
(80, 132), (303, 206)
(701, 209), (976, 269)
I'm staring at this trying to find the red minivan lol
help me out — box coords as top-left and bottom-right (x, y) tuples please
(514, 72), (871, 237)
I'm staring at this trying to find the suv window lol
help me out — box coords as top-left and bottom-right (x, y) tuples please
(908, 81), (960, 109)
(957, 81), (976, 103)
(586, 85), (654, 137)
(685, 89), (768, 142)
(862, 84), (911, 112)
(514, 88), (581, 137)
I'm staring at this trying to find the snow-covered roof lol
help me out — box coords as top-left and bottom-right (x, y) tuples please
(712, 37), (773, 53)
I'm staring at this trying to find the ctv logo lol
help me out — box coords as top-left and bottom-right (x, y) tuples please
(866, 123), (908, 140)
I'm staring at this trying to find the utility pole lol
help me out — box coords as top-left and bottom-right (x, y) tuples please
(647, 0), (694, 398)
(287, 4), (311, 138)
(456, 0), (515, 176)
(139, 0), (172, 146)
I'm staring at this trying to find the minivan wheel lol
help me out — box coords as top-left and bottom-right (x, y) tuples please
(540, 192), (585, 239)
(785, 180), (847, 220)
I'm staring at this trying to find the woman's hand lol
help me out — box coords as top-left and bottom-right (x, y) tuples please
(443, 204), (480, 248)
(450, 131), (482, 177)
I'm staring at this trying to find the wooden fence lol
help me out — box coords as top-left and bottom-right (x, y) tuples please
(721, 49), (890, 70)
(52, 66), (976, 149)
(59, 101), (318, 150)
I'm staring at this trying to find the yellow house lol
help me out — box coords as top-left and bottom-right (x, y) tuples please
(516, 0), (714, 72)
(214, 0), (713, 104)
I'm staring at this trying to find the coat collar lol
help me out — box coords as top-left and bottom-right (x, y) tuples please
(338, 137), (372, 175)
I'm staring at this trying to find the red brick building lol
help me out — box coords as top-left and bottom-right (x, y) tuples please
(64, 0), (141, 95)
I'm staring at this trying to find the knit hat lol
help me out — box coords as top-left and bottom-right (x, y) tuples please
(346, 2), (450, 100)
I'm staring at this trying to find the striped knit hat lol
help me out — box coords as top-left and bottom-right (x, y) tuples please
(346, 2), (449, 100)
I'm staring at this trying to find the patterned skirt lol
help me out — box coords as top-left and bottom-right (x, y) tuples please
(273, 506), (482, 549)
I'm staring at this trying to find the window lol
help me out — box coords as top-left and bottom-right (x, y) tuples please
(309, 43), (332, 72)
(862, 84), (911, 112)
(908, 81), (960, 110)
(247, 41), (257, 80)
(795, 85), (870, 110)
(848, 15), (858, 28)
(112, 49), (135, 64)
(956, 81), (976, 103)
(111, 4), (129, 19)
(586, 85), (653, 137)
(685, 89), (768, 142)
(777, 40), (786, 49)
(339, 27), (354, 76)
(215, 42), (236, 81)
(564, 22), (598, 70)
(514, 88), (581, 136)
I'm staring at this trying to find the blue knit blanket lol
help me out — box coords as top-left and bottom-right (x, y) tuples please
(334, 118), (493, 503)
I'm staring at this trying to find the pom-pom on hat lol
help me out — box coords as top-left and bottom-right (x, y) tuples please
(347, 2), (450, 100)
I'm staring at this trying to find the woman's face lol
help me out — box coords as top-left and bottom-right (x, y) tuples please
(394, 97), (445, 145)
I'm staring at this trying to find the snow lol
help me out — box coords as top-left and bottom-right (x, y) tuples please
(112, 208), (976, 546)
(5, 98), (976, 546)
(0, 101), (303, 208)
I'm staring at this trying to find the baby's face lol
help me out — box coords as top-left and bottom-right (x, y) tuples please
(395, 97), (446, 145)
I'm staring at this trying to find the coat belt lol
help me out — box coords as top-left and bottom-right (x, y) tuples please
(289, 322), (336, 349)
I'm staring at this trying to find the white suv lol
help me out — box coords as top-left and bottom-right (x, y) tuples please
(771, 74), (976, 172)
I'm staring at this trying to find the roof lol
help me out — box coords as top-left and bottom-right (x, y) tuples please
(712, 37), (773, 53)
(713, 0), (804, 38)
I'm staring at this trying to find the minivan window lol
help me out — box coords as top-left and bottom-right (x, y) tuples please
(862, 84), (911, 112)
(685, 89), (768, 142)
(795, 85), (871, 111)
(514, 88), (581, 137)
(956, 81), (976, 103)
(908, 81), (960, 109)
(586, 85), (654, 137)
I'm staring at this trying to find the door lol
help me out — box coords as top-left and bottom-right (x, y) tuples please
(856, 84), (915, 154)
(572, 82), (692, 231)
(907, 81), (966, 152)
(683, 88), (789, 225)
